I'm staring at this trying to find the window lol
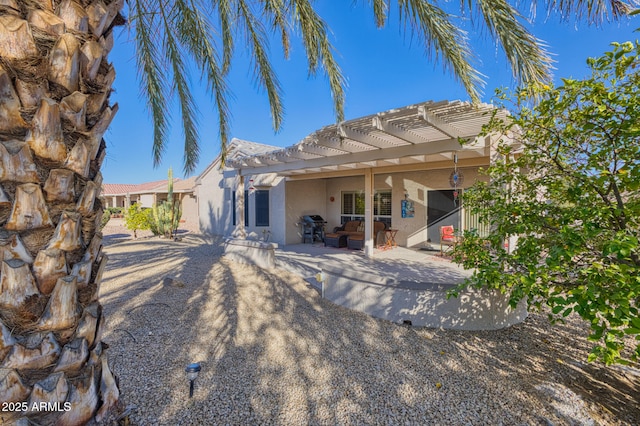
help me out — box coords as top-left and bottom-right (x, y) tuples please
(255, 190), (269, 226)
(341, 191), (365, 223)
(231, 190), (249, 226)
(244, 190), (249, 226)
(232, 190), (236, 225)
(374, 191), (392, 216)
(341, 191), (391, 225)
(374, 191), (392, 228)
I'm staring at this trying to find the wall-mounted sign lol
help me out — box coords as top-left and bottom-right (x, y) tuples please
(401, 200), (414, 218)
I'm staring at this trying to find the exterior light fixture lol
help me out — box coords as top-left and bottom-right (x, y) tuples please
(185, 362), (201, 398)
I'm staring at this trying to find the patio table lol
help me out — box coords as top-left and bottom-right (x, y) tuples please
(381, 229), (398, 250)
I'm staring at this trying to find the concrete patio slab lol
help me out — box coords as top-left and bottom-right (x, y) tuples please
(276, 243), (527, 330)
(275, 243), (472, 290)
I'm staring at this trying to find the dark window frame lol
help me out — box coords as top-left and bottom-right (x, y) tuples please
(244, 190), (249, 226)
(255, 190), (269, 227)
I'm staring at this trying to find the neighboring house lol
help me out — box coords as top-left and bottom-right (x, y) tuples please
(102, 180), (167, 209)
(101, 177), (198, 227)
(196, 100), (510, 256)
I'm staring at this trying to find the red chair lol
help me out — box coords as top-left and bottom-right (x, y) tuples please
(440, 225), (457, 255)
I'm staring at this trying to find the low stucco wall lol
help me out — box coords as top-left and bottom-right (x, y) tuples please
(321, 265), (527, 330)
(223, 238), (279, 270)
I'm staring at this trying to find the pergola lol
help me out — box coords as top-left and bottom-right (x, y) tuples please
(228, 100), (504, 256)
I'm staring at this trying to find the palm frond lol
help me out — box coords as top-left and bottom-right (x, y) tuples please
(289, 0), (346, 121)
(131, 0), (170, 167)
(212, 0), (235, 74)
(174, 0), (232, 170)
(397, 0), (485, 103)
(543, 0), (638, 24)
(263, 0), (292, 58)
(156, 1), (201, 175)
(368, 0), (390, 27)
(236, 0), (285, 131)
(473, 0), (553, 86)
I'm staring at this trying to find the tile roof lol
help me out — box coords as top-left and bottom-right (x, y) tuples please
(173, 176), (197, 192)
(102, 183), (138, 195)
(102, 177), (195, 196)
(226, 138), (280, 163)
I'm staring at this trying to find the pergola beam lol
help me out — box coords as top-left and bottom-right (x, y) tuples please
(419, 106), (462, 139)
(315, 134), (373, 153)
(372, 115), (430, 145)
(229, 100), (499, 177)
(280, 148), (322, 161)
(296, 143), (347, 156)
(338, 123), (398, 149)
(235, 137), (463, 176)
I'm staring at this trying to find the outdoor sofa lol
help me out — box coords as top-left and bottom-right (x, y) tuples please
(324, 220), (387, 249)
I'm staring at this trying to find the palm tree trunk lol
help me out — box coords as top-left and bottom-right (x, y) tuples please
(0, 1), (123, 424)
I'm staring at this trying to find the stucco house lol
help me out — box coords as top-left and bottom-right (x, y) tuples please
(102, 177), (199, 226)
(196, 100), (507, 257)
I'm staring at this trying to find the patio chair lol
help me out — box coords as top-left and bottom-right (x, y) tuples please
(440, 225), (457, 255)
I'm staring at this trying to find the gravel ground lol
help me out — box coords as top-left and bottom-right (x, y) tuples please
(99, 221), (640, 425)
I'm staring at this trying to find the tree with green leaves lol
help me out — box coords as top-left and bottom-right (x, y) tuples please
(454, 41), (640, 366)
(124, 204), (150, 238)
(0, 0), (635, 423)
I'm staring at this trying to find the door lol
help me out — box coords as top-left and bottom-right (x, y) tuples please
(427, 190), (459, 243)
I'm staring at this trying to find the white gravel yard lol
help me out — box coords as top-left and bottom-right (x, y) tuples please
(99, 221), (640, 425)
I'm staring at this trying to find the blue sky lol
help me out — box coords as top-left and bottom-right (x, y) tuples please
(102, 4), (639, 183)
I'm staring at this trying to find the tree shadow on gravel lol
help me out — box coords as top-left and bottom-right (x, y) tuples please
(454, 313), (640, 425)
(99, 235), (228, 421)
(100, 238), (639, 425)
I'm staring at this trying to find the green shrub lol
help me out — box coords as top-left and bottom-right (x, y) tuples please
(124, 204), (151, 238)
(453, 42), (640, 365)
(107, 207), (123, 216)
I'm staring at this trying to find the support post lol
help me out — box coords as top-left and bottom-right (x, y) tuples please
(235, 174), (246, 239)
(460, 195), (465, 234)
(364, 168), (374, 257)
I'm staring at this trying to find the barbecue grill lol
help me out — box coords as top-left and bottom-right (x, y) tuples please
(301, 215), (326, 243)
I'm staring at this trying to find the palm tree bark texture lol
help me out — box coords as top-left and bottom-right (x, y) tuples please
(0, 0), (123, 424)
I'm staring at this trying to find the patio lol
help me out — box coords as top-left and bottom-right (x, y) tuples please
(275, 243), (528, 330)
(275, 243), (470, 290)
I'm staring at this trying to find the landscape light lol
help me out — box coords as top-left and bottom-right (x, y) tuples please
(185, 362), (201, 398)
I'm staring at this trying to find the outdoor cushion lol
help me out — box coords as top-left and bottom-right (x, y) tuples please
(441, 225), (456, 242)
(373, 221), (387, 246)
(333, 221), (388, 247)
(343, 221), (360, 232)
(440, 225), (457, 255)
(324, 233), (347, 248)
(373, 221), (386, 233)
(347, 235), (364, 250)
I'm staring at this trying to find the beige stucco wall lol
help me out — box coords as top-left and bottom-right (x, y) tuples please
(284, 179), (328, 245)
(139, 194), (154, 208)
(245, 177), (286, 245)
(320, 166), (488, 247)
(197, 162), (489, 248)
(196, 163), (231, 236)
(179, 194), (198, 229)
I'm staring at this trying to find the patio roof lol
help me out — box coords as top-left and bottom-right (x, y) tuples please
(228, 100), (504, 177)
